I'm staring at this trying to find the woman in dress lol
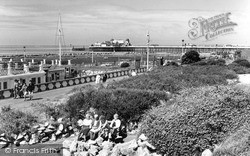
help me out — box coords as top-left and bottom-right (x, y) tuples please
(77, 113), (93, 141)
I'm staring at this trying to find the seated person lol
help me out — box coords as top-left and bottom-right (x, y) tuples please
(109, 113), (121, 140)
(98, 115), (110, 140)
(89, 114), (100, 140)
(78, 113), (93, 141)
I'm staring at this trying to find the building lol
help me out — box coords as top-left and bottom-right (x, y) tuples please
(0, 63), (46, 90)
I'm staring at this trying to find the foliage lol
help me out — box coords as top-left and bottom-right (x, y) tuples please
(227, 63), (250, 74)
(31, 100), (65, 120)
(108, 65), (237, 93)
(213, 123), (250, 156)
(181, 50), (201, 64)
(233, 59), (250, 68)
(140, 86), (250, 155)
(193, 58), (226, 66)
(0, 106), (38, 135)
(63, 87), (169, 124)
(120, 62), (130, 68)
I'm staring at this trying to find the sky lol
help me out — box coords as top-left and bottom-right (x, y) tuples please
(0, 0), (249, 46)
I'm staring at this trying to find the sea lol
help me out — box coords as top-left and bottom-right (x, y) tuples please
(0, 45), (87, 56)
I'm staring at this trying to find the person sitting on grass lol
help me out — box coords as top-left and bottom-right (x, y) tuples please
(77, 113), (93, 142)
(89, 114), (100, 140)
(109, 113), (121, 141)
(98, 115), (110, 141)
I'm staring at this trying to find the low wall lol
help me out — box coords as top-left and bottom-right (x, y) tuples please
(0, 67), (146, 99)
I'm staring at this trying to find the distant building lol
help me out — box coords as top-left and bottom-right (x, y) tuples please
(93, 38), (132, 47)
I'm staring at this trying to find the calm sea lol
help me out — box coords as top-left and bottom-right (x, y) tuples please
(0, 45), (87, 56)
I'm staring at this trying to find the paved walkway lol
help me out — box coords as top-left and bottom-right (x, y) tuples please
(0, 76), (129, 112)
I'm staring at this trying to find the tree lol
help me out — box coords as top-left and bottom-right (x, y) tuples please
(181, 50), (201, 64)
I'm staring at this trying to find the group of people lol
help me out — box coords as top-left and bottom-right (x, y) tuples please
(13, 79), (35, 101)
(95, 73), (108, 84)
(77, 113), (127, 143)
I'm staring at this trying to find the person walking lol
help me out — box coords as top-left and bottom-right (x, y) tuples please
(22, 83), (28, 101)
(13, 79), (19, 99)
(95, 74), (101, 84)
(27, 80), (35, 100)
(102, 73), (108, 83)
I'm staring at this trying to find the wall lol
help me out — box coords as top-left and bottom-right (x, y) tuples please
(0, 67), (146, 99)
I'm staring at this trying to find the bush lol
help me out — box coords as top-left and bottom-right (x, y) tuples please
(108, 65), (237, 93)
(31, 100), (65, 120)
(63, 87), (169, 124)
(181, 50), (201, 64)
(233, 59), (250, 68)
(0, 106), (38, 135)
(213, 123), (250, 156)
(120, 62), (130, 68)
(227, 63), (250, 74)
(193, 58), (226, 66)
(140, 86), (250, 155)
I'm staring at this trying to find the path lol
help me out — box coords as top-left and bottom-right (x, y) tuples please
(0, 75), (130, 112)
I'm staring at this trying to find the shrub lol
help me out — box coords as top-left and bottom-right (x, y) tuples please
(227, 63), (250, 74)
(108, 65), (237, 93)
(193, 58), (226, 66)
(63, 87), (169, 124)
(213, 123), (250, 156)
(233, 59), (250, 68)
(181, 50), (201, 64)
(192, 59), (207, 66)
(31, 100), (65, 120)
(0, 106), (38, 135)
(120, 62), (130, 68)
(140, 86), (250, 155)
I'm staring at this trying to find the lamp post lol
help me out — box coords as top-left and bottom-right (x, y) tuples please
(181, 40), (184, 59)
(146, 31), (150, 71)
(23, 46), (26, 62)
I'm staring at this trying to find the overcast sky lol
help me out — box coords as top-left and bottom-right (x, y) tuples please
(0, 0), (249, 46)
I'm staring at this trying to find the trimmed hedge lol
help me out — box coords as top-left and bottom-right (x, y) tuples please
(63, 87), (169, 124)
(108, 65), (237, 93)
(0, 106), (38, 135)
(140, 86), (250, 155)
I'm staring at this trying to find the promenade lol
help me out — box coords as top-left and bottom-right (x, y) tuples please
(0, 75), (129, 112)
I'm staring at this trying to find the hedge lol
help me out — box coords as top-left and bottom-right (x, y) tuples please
(140, 86), (250, 155)
(63, 87), (170, 124)
(108, 65), (237, 93)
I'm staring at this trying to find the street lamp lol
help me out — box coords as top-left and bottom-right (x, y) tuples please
(146, 31), (150, 71)
(181, 40), (184, 59)
(23, 46), (26, 62)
